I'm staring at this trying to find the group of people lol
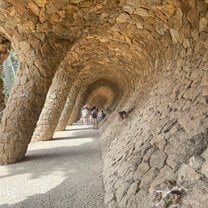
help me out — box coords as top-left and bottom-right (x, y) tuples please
(81, 105), (106, 129)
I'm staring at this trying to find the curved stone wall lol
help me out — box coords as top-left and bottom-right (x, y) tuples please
(0, 0), (112, 163)
(98, 1), (208, 207)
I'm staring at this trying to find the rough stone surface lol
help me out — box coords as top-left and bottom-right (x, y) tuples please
(189, 155), (204, 170)
(0, 0), (207, 207)
(99, 1), (208, 206)
(201, 161), (208, 178)
(0, 0), (122, 164)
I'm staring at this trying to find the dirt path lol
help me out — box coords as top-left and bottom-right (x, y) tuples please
(0, 122), (105, 208)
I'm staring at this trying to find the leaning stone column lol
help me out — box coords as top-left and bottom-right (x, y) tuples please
(0, 39), (67, 164)
(67, 89), (86, 125)
(32, 63), (81, 142)
(55, 84), (80, 131)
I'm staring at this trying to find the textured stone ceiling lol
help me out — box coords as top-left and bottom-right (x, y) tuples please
(86, 86), (114, 109)
(0, 0), (175, 87)
(84, 79), (121, 109)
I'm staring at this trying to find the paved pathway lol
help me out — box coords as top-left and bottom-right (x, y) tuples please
(0, 123), (105, 208)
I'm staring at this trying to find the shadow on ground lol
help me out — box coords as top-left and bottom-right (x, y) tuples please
(0, 124), (104, 208)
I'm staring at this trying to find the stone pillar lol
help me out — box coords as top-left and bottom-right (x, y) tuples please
(32, 64), (81, 142)
(67, 90), (85, 125)
(56, 85), (80, 131)
(0, 39), (68, 164)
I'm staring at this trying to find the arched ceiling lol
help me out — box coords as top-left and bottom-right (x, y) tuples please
(0, 0), (179, 78)
(83, 79), (120, 109)
(1, 0), (207, 120)
(88, 95), (108, 109)
(86, 86), (114, 109)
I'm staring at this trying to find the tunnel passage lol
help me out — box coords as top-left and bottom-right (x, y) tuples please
(0, 0), (119, 164)
(57, 57), (133, 131)
(0, 0), (208, 208)
(33, 29), (140, 141)
(33, 56), (129, 141)
(68, 78), (122, 125)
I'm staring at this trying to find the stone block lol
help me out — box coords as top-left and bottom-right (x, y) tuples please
(177, 164), (201, 184)
(134, 8), (151, 17)
(119, 181), (140, 207)
(183, 39), (190, 49)
(182, 179), (208, 207)
(150, 165), (175, 193)
(150, 134), (167, 151)
(201, 71), (208, 86)
(34, 0), (46, 7)
(199, 17), (208, 32)
(169, 29), (183, 44)
(116, 14), (130, 23)
(123, 6), (134, 15)
(127, 190), (152, 208)
(143, 146), (156, 162)
(201, 161), (208, 178)
(201, 148), (208, 161)
(115, 181), (131, 203)
(104, 192), (115, 205)
(189, 156), (204, 170)
(134, 162), (149, 180)
(140, 168), (159, 189)
(150, 150), (167, 169)
(28, 2), (40, 16)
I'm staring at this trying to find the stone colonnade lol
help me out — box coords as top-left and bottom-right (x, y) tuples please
(0, 0), (100, 164)
(0, 0), (207, 207)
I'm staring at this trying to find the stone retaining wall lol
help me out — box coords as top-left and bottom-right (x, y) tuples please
(101, 47), (208, 207)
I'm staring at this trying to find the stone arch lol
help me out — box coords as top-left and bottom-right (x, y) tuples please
(0, 0), (111, 164)
(86, 86), (117, 109)
(68, 78), (122, 125)
(56, 60), (130, 131)
(33, 30), (140, 140)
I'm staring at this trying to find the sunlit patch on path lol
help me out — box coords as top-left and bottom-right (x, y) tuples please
(0, 123), (104, 208)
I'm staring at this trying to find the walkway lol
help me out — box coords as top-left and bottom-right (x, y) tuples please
(0, 122), (105, 208)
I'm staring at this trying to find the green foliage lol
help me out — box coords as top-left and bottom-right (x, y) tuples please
(1, 47), (19, 97)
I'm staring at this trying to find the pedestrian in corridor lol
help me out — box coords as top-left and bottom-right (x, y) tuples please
(91, 106), (98, 129)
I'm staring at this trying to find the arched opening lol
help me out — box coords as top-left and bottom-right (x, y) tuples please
(67, 76), (124, 126)
(0, 35), (11, 116)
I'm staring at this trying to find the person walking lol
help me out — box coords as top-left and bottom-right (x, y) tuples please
(98, 110), (106, 121)
(81, 105), (89, 125)
(91, 107), (98, 129)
